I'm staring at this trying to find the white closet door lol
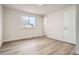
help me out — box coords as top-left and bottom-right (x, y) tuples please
(64, 9), (76, 44)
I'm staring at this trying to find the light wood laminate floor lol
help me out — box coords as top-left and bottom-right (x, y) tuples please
(0, 37), (75, 55)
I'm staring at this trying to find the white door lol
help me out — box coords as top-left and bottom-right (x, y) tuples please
(64, 9), (76, 44)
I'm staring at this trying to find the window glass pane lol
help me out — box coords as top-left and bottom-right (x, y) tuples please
(21, 16), (36, 28)
(29, 17), (36, 27)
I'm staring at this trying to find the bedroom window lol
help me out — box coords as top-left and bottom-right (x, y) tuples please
(21, 16), (36, 28)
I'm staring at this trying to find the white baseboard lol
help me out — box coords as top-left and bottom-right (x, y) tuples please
(3, 35), (44, 43)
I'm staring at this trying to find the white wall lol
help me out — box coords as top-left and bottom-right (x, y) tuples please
(3, 7), (44, 42)
(45, 10), (64, 40)
(0, 5), (3, 47)
(44, 5), (76, 42)
(43, 16), (48, 35)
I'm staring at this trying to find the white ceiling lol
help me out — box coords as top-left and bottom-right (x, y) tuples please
(4, 4), (69, 16)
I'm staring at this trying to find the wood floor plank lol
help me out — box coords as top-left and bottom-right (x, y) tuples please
(0, 36), (75, 55)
